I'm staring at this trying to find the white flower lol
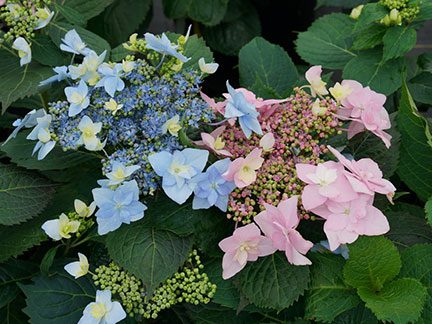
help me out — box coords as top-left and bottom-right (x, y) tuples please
(106, 162), (140, 186)
(144, 32), (190, 63)
(41, 214), (80, 241)
(34, 7), (54, 30)
(259, 133), (275, 152)
(3, 109), (46, 145)
(64, 253), (89, 279)
(65, 80), (90, 117)
(104, 99), (123, 115)
(78, 290), (126, 324)
(311, 99), (327, 116)
(198, 58), (219, 74)
(77, 116), (104, 151)
(26, 114), (56, 160)
(74, 199), (97, 218)
(7, 4), (21, 19)
(162, 115), (182, 137)
(12, 37), (31, 66)
(60, 29), (89, 55)
(121, 60), (135, 73)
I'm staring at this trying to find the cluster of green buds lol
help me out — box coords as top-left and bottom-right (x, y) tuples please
(0, 0), (52, 43)
(92, 250), (217, 320)
(380, 0), (420, 24)
(67, 211), (95, 238)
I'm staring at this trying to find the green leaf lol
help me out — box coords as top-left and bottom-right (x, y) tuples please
(0, 49), (52, 113)
(110, 44), (130, 62)
(0, 260), (38, 309)
(386, 210), (432, 249)
(354, 3), (388, 31)
(62, 0), (116, 20)
(334, 304), (378, 324)
(397, 82), (432, 201)
(238, 252), (310, 310)
(54, 3), (86, 26)
(183, 35), (214, 71)
(400, 244), (432, 322)
(0, 163), (56, 226)
(414, 0), (432, 22)
(188, 0), (229, 26)
(239, 37), (298, 99)
(185, 303), (256, 324)
(32, 34), (68, 66)
(102, 0), (152, 45)
(106, 225), (192, 295)
(316, 0), (366, 8)
(343, 48), (404, 95)
(204, 259), (241, 310)
(204, 0), (261, 56)
(1, 131), (97, 171)
(408, 72), (432, 105)
(0, 295), (29, 323)
(48, 22), (111, 55)
(20, 273), (96, 323)
(347, 113), (400, 177)
(40, 246), (59, 275)
(343, 236), (401, 291)
(162, 0), (191, 19)
(295, 13), (356, 69)
(383, 26), (417, 61)
(352, 24), (386, 50)
(305, 254), (360, 322)
(358, 278), (427, 324)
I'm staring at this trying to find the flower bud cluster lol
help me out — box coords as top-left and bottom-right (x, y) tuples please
(380, 0), (420, 23)
(66, 211), (94, 238)
(0, 0), (51, 43)
(224, 88), (340, 223)
(92, 250), (216, 320)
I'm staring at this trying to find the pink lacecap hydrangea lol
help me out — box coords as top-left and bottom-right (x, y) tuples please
(254, 196), (313, 265)
(194, 126), (233, 157)
(223, 148), (264, 188)
(218, 223), (276, 279)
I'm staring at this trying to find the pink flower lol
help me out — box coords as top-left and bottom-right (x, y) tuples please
(254, 196), (313, 265)
(194, 126), (233, 157)
(313, 195), (390, 251)
(327, 146), (396, 201)
(0, 0), (5, 5)
(219, 223), (276, 279)
(259, 132), (275, 151)
(339, 80), (363, 108)
(296, 161), (357, 210)
(223, 148), (264, 188)
(305, 66), (329, 97)
(338, 85), (392, 148)
(200, 92), (226, 115)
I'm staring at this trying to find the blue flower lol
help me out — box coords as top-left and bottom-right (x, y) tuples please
(60, 29), (90, 55)
(148, 148), (209, 204)
(65, 80), (90, 117)
(224, 81), (262, 139)
(106, 161), (140, 186)
(92, 180), (147, 235)
(192, 159), (235, 211)
(26, 114), (56, 160)
(144, 32), (190, 63)
(96, 63), (125, 97)
(40, 66), (69, 86)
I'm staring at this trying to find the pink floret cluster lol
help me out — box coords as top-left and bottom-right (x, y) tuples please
(200, 66), (395, 280)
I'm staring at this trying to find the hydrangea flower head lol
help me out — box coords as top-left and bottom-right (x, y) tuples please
(192, 159), (236, 211)
(92, 180), (147, 235)
(254, 196), (313, 265)
(64, 253), (89, 279)
(144, 32), (190, 63)
(12, 37), (31, 66)
(224, 81), (262, 138)
(296, 161), (357, 210)
(223, 148), (264, 188)
(60, 29), (89, 55)
(78, 290), (126, 324)
(219, 223), (276, 279)
(41, 213), (80, 241)
(149, 148), (209, 204)
(65, 80), (90, 117)
(305, 65), (328, 97)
